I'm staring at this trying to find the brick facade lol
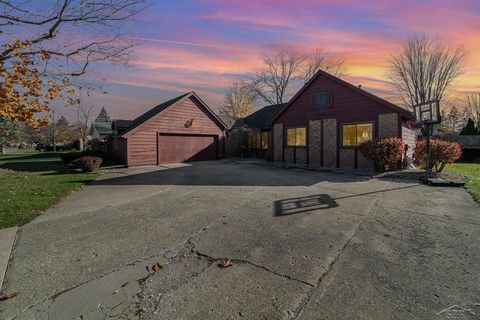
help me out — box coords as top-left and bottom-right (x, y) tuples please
(308, 120), (322, 165)
(378, 113), (398, 138)
(339, 149), (354, 168)
(274, 123), (283, 162)
(323, 118), (337, 167)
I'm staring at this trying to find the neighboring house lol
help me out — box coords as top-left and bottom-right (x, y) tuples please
(108, 92), (227, 166)
(223, 104), (286, 160)
(90, 107), (113, 141)
(268, 69), (415, 169)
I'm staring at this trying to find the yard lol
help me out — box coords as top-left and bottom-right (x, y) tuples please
(445, 162), (480, 201)
(0, 151), (98, 229)
(1, 160), (479, 319)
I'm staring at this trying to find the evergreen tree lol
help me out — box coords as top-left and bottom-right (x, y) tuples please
(460, 118), (479, 135)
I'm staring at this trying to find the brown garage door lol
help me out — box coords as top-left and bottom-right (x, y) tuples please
(158, 134), (218, 164)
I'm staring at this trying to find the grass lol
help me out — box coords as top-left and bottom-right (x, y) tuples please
(445, 162), (480, 201)
(0, 151), (98, 229)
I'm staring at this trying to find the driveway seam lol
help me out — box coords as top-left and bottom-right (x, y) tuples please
(292, 182), (391, 320)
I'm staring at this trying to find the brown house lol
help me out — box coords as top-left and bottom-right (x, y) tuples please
(240, 70), (415, 169)
(109, 92), (226, 167)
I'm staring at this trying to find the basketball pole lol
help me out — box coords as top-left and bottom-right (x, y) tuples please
(425, 123), (431, 181)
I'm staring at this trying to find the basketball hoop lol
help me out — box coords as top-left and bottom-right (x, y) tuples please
(412, 100), (442, 183)
(413, 100), (441, 125)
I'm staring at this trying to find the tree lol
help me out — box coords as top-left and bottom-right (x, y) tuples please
(460, 118), (479, 135)
(0, 116), (20, 153)
(301, 48), (344, 84)
(389, 33), (465, 111)
(75, 102), (96, 150)
(249, 47), (343, 105)
(440, 105), (468, 133)
(219, 81), (256, 117)
(0, 0), (146, 126)
(465, 90), (480, 127)
(249, 48), (304, 105)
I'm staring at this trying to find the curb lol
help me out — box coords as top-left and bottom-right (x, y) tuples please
(0, 226), (17, 292)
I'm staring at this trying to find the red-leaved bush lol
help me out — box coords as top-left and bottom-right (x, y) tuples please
(72, 156), (103, 172)
(359, 138), (405, 172)
(413, 139), (462, 173)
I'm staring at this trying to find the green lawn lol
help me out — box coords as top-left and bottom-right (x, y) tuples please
(445, 163), (480, 201)
(0, 152), (98, 229)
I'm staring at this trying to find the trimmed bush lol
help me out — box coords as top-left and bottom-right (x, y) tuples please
(359, 138), (405, 172)
(60, 152), (84, 164)
(413, 139), (462, 173)
(71, 156), (103, 172)
(61, 151), (107, 164)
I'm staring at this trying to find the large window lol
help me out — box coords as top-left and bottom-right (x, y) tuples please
(261, 131), (268, 150)
(286, 127), (307, 147)
(342, 123), (373, 147)
(249, 131), (268, 150)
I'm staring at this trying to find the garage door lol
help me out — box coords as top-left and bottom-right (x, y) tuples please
(158, 134), (218, 164)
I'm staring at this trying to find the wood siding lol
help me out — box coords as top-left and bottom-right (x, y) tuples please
(125, 96), (224, 166)
(274, 73), (406, 169)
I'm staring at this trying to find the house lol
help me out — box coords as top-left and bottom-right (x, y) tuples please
(90, 107), (113, 141)
(108, 92), (227, 166)
(237, 70), (414, 169)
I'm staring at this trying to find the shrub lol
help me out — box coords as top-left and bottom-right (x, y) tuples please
(61, 151), (107, 164)
(413, 139), (462, 173)
(359, 138), (405, 172)
(60, 152), (84, 164)
(71, 156), (103, 172)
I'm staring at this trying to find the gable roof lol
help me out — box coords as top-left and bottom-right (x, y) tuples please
(217, 114), (242, 130)
(121, 92), (226, 136)
(244, 103), (287, 130)
(270, 69), (412, 125)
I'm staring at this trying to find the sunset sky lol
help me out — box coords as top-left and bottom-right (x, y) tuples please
(84, 0), (480, 121)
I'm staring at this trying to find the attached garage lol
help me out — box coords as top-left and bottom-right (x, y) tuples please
(108, 92), (226, 167)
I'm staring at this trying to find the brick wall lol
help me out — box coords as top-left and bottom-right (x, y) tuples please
(284, 148), (294, 163)
(323, 118), (337, 167)
(308, 120), (322, 165)
(296, 148), (307, 164)
(339, 149), (354, 168)
(274, 123), (283, 162)
(378, 113), (398, 138)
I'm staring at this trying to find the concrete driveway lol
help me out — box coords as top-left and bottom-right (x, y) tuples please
(1, 160), (479, 319)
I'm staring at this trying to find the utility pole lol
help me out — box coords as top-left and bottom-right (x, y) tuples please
(52, 109), (56, 152)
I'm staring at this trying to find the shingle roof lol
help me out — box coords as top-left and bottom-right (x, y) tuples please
(120, 92), (227, 136)
(270, 69), (413, 125)
(121, 93), (190, 136)
(217, 115), (242, 130)
(243, 103), (287, 130)
(92, 122), (113, 134)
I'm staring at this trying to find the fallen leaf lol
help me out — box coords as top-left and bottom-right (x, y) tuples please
(217, 259), (234, 268)
(152, 261), (164, 272)
(0, 291), (19, 301)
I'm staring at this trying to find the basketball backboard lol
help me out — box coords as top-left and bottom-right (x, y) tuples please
(413, 100), (441, 125)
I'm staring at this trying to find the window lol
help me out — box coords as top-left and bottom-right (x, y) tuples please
(314, 92), (330, 111)
(261, 131), (268, 150)
(286, 127), (306, 147)
(249, 131), (268, 150)
(342, 123), (373, 147)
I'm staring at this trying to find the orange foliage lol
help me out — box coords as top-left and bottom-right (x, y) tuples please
(0, 37), (79, 127)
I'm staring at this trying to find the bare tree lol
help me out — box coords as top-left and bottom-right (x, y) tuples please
(301, 48), (344, 84)
(440, 104), (468, 133)
(465, 89), (480, 126)
(219, 81), (256, 118)
(0, 0), (147, 77)
(75, 102), (96, 150)
(249, 48), (305, 105)
(389, 33), (465, 111)
(249, 47), (344, 105)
